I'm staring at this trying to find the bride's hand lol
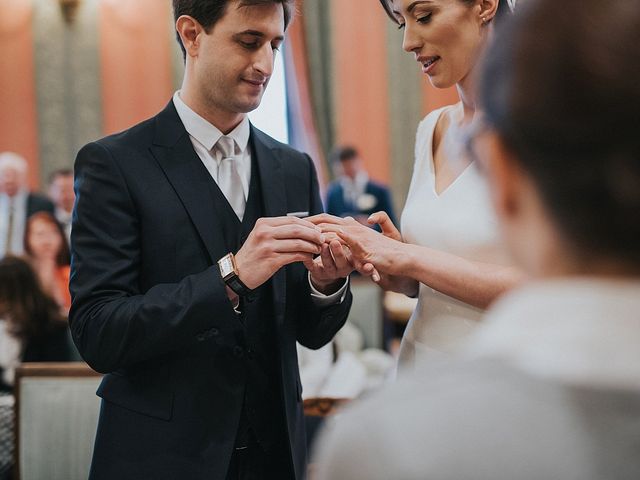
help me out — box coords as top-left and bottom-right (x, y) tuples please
(361, 212), (419, 296)
(307, 213), (416, 293)
(311, 214), (405, 275)
(367, 211), (402, 241)
(360, 211), (402, 281)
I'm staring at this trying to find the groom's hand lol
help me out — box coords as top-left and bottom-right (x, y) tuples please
(235, 216), (324, 290)
(304, 213), (381, 293)
(304, 239), (354, 295)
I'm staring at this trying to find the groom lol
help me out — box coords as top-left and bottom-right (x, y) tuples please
(69, 1), (353, 479)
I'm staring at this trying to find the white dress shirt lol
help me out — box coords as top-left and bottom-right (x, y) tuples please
(0, 190), (28, 257)
(54, 207), (73, 244)
(172, 92), (347, 304)
(173, 91), (251, 217)
(339, 171), (369, 208)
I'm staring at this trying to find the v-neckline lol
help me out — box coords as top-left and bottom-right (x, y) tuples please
(432, 162), (474, 198)
(428, 104), (474, 198)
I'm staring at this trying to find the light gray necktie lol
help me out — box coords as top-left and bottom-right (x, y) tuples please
(215, 136), (245, 221)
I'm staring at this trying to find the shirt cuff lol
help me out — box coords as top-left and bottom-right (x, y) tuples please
(308, 273), (349, 307)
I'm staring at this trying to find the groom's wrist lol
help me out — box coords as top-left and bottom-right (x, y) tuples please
(310, 275), (343, 295)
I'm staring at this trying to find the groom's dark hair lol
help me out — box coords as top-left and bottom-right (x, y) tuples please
(173, 0), (295, 60)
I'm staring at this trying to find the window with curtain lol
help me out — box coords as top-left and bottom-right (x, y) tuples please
(248, 48), (289, 144)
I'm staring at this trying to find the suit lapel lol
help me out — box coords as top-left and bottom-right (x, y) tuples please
(251, 127), (287, 321)
(149, 101), (226, 264)
(148, 107), (289, 317)
(251, 127), (287, 218)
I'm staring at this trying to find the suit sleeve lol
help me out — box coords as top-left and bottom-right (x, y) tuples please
(294, 155), (352, 350)
(69, 142), (237, 373)
(325, 184), (340, 217)
(380, 186), (397, 226)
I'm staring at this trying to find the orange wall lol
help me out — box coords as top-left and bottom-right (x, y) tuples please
(331, 0), (391, 184)
(100, 0), (174, 135)
(2, 0), (451, 191)
(0, 0), (40, 188)
(422, 81), (459, 115)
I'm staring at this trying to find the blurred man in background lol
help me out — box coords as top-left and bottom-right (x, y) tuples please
(325, 146), (396, 229)
(0, 152), (54, 258)
(48, 169), (75, 242)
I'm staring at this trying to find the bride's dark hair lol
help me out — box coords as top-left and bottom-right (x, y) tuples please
(378, 0), (514, 25)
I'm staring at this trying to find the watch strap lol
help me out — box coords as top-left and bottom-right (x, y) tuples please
(218, 253), (256, 300)
(226, 274), (255, 299)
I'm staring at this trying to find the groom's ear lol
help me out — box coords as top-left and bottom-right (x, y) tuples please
(176, 15), (204, 60)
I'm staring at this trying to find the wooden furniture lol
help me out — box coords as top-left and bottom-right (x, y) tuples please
(303, 397), (350, 418)
(304, 397), (350, 480)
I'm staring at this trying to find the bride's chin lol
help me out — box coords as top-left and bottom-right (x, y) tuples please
(426, 75), (455, 90)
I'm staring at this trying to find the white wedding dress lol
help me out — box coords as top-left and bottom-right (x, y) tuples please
(398, 104), (509, 371)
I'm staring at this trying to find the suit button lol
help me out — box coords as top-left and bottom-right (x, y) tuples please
(196, 334), (205, 342)
(208, 328), (219, 337)
(247, 349), (255, 359)
(233, 346), (244, 358)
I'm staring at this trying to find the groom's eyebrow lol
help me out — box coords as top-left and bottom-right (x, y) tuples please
(236, 29), (285, 42)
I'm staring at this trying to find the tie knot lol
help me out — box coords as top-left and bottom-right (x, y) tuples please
(216, 136), (236, 159)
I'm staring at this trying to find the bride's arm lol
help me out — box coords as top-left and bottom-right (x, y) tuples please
(309, 213), (524, 309)
(396, 243), (524, 309)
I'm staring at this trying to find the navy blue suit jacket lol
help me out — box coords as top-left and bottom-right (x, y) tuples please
(70, 101), (352, 480)
(326, 179), (397, 227)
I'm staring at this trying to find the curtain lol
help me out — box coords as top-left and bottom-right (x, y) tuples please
(284, 2), (330, 191)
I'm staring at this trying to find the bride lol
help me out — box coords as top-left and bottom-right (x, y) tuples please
(310, 0), (522, 370)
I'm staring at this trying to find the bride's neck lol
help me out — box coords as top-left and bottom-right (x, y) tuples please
(456, 57), (484, 125)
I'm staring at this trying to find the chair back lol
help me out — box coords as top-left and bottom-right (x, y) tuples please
(14, 362), (102, 480)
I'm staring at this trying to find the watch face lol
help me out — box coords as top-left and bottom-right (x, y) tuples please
(219, 255), (235, 278)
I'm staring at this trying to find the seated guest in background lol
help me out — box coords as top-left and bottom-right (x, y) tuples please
(47, 168), (75, 242)
(24, 212), (71, 312)
(314, 0), (640, 478)
(325, 146), (396, 229)
(0, 152), (54, 258)
(0, 256), (72, 392)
